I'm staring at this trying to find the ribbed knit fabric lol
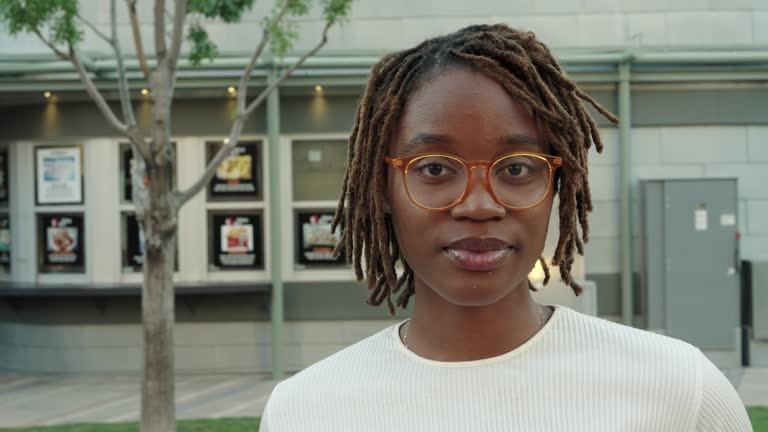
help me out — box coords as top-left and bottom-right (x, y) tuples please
(260, 304), (752, 431)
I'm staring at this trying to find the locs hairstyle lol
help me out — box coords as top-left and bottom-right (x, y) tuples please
(331, 24), (619, 316)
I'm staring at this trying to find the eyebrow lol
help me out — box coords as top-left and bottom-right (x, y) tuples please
(402, 132), (542, 154)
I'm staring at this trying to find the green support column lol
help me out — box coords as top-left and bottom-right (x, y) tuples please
(618, 61), (634, 327)
(267, 66), (285, 380)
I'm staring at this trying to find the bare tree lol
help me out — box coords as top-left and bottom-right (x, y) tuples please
(0, 1), (353, 431)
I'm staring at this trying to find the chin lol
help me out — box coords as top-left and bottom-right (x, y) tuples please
(431, 277), (518, 307)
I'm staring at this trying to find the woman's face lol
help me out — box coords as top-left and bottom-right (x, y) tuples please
(387, 65), (555, 307)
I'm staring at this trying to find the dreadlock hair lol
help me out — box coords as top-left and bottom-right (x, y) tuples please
(331, 23), (619, 316)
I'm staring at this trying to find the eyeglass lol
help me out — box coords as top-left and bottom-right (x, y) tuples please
(384, 152), (562, 211)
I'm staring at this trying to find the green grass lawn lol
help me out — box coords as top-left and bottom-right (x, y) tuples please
(0, 410), (766, 431)
(0, 418), (261, 432)
(751, 407), (768, 432)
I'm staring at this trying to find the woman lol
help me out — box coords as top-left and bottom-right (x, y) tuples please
(260, 24), (752, 431)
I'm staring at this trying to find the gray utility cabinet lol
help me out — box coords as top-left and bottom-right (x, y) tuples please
(640, 178), (740, 355)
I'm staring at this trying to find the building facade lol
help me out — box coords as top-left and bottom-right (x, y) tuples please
(0, 0), (767, 374)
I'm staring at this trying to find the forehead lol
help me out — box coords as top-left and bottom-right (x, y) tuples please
(392, 65), (543, 156)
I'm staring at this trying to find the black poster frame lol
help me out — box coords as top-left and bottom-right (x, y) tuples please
(0, 213), (9, 271)
(0, 149), (8, 205)
(206, 141), (262, 201)
(38, 213), (85, 273)
(295, 210), (346, 267)
(208, 211), (264, 271)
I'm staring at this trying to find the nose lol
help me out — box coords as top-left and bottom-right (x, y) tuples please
(449, 167), (506, 221)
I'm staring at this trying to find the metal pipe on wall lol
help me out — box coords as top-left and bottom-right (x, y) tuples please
(267, 66), (285, 380)
(618, 61), (634, 326)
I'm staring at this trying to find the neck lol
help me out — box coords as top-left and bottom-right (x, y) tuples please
(404, 277), (548, 362)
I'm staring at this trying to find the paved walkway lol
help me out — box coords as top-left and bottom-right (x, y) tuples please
(0, 373), (280, 428)
(0, 368), (766, 428)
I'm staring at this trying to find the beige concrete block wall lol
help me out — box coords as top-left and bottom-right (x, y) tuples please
(1, 0), (766, 57)
(0, 320), (400, 374)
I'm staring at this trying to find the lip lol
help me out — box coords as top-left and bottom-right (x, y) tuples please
(443, 237), (513, 271)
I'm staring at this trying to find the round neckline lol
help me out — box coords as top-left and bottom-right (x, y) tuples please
(391, 304), (566, 368)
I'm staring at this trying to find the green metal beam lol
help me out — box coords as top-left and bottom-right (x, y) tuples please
(618, 62), (633, 327)
(2, 48), (768, 77)
(266, 66), (285, 380)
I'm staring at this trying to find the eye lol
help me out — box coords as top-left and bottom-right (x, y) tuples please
(420, 163), (450, 177)
(412, 157), (460, 178)
(498, 162), (531, 177)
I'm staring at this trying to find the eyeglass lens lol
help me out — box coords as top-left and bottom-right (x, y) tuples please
(404, 155), (552, 209)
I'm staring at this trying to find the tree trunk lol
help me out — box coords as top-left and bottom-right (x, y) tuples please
(141, 220), (176, 432)
(141, 68), (177, 432)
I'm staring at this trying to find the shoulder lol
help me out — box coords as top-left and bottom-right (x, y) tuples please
(557, 307), (751, 430)
(694, 351), (752, 431)
(555, 307), (703, 393)
(557, 306), (702, 363)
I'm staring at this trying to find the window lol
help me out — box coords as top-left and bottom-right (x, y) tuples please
(292, 140), (346, 201)
(208, 211), (264, 271)
(34, 145), (83, 205)
(38, 213), (85, 273)
(205, 139), (266, 275)
(206, 141), (262, 201)
(290, 138), (349, 272)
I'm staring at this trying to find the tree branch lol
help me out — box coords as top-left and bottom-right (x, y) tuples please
(112, 0), (138, 128)
(33, 29), (71, 61)
(175, 117), (245, 208)
(127, 126), (151, 165)
(236, 0), (291, 114)
(76, 13), (112, 45)
(167, 0), (188, 74)
(175, 19), (334, 209)
(244, 21), (332, 117)
(126, 0), (151, 80)
(68, 44), (131, 135)
(154, 0), (167, 61)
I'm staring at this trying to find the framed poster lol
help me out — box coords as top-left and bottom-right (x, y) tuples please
(0, 214), (9, 271)
(35, 146), (83, 205)
(121, 143), (176, 202)
(39, 213), (85, 273)
(0, 150), (8, 205)
(209, 212), (263, 270)
(207, 141), (261, 200)
(295, 211), (346, 266)
(122, 213), (146, 272)
(121, 213), (179, 273)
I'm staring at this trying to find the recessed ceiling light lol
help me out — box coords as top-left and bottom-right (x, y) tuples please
(44, 91), (52, 98)
(314, 85), (323, 93)
(141, 88), (149, 95)
(227, 86), (237, 95)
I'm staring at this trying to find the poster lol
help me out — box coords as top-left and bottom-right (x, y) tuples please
(296, 212), (345, 265)
(0, 214), (9, 269)
(0, 150), (8, 204)
(207, 141), (260, 199)
(210, 213), (262, 269)
(122, 144), (175, 202)
(124, 213), (146, 271)
(36, 147), (83, 205)
(122, 145), (134, 201)
(39, 214), (84, 272)
(122, 213), (177, 272)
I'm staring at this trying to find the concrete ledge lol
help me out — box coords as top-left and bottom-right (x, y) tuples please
(0, 282), (270, 298)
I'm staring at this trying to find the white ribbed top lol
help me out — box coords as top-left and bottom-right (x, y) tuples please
(260, 305), (752, 432)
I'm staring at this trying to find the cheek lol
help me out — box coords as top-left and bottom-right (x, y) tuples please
(521, 196), (554, 252)
(388, 172), (433, 262)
